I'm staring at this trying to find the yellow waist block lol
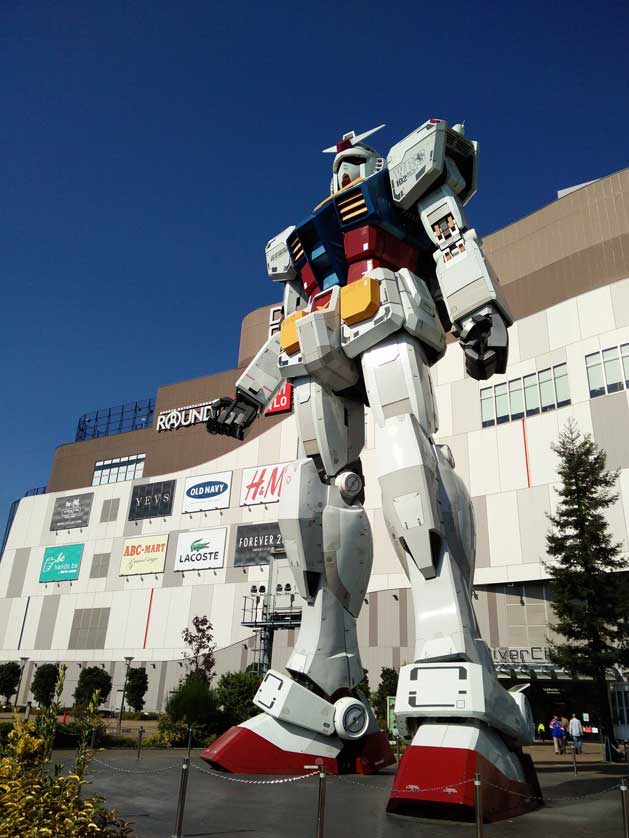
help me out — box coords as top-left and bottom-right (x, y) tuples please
(340, 277), (381, 326)
(279, 310), (305, 355)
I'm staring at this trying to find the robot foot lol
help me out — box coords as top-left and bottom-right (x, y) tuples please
(201, 713), (394, 776)
(387, 723), (542, 822)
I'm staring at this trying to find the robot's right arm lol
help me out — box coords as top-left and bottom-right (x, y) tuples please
(207, 233), (305, 442)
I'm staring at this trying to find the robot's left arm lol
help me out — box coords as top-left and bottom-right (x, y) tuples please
(417, 184), (513, 380)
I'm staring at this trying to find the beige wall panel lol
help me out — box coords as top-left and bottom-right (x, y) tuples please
(514, 311), (549, 362)
(590, 391), (629, 470)
(496, 423), (528, 492)
(611, 279), (629, 328)
(486, 492), (522, 567)
(517, 485), (551, 566)
(468, 428), (500, 497)
(434, 383), (453, 437)
(576, 286), (615, 340)
(472, 496), (490, 569)
(525, 412), (561, 486)
(451, 378), (482, 436)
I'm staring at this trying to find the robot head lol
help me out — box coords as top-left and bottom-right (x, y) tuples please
(323, 125), (385, 194)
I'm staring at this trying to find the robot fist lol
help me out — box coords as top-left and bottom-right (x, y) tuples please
(458, 306), (509, 380)
(206, 391), (259, 441)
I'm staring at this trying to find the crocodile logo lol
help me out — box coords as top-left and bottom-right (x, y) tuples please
(190, 539), (210, 552)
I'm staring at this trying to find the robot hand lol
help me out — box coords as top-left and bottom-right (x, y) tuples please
(206, 390), (259, 441)
(457, 305), (509, 380)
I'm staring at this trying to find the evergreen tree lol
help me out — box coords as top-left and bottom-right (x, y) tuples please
(31, 663), (60, 708)
(372, 667), (399, 723)
(125, 666), (148, 713)
(74, 667), (112, 708)
(0, 662), (21, 705)
(545, 419), (629, 745)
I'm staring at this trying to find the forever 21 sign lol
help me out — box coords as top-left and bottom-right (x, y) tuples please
(128, 480), (175, 521)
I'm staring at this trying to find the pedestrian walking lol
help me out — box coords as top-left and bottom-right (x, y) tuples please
(569, 713), (584, 754)
(550, 716), (564, 755)
(537, 721), (546, 741)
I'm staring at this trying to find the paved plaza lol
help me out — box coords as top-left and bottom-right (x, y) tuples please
(50, 743), (629, 838)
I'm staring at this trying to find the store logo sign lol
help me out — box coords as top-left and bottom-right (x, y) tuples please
(128, 480), (175, 521)
(174, 528), (227, 571)
(240, 463), (288, 506)
(40, 544), (84, 583)
(50, 493), (93, 531)
(156, 402), (214, 432)
(120, 535), (168, 575)
(182, 472), (232, 513)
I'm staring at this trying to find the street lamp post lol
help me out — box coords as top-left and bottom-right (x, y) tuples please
(117, 656), (134, 733)
(14, 657), (29, 710)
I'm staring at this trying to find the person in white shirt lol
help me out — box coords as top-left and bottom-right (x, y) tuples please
(569, 714), (584, 754)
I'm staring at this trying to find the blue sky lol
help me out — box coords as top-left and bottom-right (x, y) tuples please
(1, 0), (628, 538)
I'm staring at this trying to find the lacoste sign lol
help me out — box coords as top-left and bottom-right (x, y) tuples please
(174, 528), (227, 571)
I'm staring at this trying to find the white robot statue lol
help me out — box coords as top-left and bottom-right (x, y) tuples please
(202, 120), (542, 820)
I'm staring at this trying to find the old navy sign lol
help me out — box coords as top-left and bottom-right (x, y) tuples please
(240, 462), (288, 506)
(156, 401), (214, 432)
(182, 471), (232, 513)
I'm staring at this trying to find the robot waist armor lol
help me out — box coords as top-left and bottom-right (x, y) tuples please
(277, 268), (447, 390)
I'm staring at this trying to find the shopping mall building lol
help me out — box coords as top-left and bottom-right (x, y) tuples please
(2, 169), (629, 734)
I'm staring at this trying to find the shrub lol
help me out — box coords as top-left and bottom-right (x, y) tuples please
(216, 671), (262, 727)
(0, 661), (21, 704)
(31, 662), (60, 707)
(0, 665), (132, 836)
(166, 676), (222, 732)
(0, 721), (13, 746)
(126, 667), (149, 713)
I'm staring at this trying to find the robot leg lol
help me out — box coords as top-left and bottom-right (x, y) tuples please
(362, 335), (542, 820)
(203, 380), (394, 775)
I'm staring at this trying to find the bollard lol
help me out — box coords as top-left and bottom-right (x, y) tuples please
(187, 725), (193, 757)
(621, 779), (629, 838)
(90, 727), (97, 749)
(316, 764), (326, 838)
(396, 735), (400, 763)
(171, 757), (190, 838)
(137, 726), (144, 761)
(572, 744), (577, 776)
(474, 772), (483, 838)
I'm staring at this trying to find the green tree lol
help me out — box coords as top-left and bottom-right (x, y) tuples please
(545, 419), (629, 747)
(30, 663), (60, 708)
(74, 666), (112, 708)
(182, 616), (216, 683)
(216, 671), (262, 726)
(372, 667), (399, 723)
(125, 667), (148, 713)
(0, 661), (21, 705)
(166, 675), (222, 731)
(356, 669), (370, 699)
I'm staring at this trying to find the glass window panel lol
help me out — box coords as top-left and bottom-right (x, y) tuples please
(539, 368), (555, 412)
(553, 363), (571, 407)
(494, 383), (509, 424)
(95, 460), (104, 468)
(481, 388), (495, 427)
(523, 374), (540, 415)
(136, 462), (144, 478)
(621, 344), (629, 387)
(100, 469), (110, 484)
(586, 353), (605, 397)
(509, 379), (524, 419)
(92, 473), (100, 486)
(603, 347), (623, 393)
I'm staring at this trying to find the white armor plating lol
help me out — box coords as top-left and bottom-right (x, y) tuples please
(208, 118), (533, 781)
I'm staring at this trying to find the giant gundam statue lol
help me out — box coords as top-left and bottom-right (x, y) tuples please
(202, 119), (542, 820)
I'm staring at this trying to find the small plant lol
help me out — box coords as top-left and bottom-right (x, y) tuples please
(0, 664), (133, 836)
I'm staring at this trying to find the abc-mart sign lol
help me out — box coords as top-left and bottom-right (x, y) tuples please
(182, 472), (232, 513)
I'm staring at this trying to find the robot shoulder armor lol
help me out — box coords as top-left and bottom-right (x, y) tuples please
(387, 119), (478, 210)
(265, 225), (297, 282)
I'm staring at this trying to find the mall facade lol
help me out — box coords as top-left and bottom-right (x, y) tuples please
(2, 169), (629, 734)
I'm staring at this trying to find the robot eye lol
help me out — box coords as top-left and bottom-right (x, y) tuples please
(342, 156), (365, 166)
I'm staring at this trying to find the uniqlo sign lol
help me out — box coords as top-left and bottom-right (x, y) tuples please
(239, 462), (288, 506)
(265, 382), (293, 416)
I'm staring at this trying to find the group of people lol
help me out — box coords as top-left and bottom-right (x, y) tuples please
(537, 714), (584, 754)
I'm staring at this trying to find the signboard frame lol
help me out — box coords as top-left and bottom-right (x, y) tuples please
(181, 472), (232, 513)
(234, 522), (284, 567)
(40, 544), (84, 583)
(174, 528), (228, 572)
(50, 493), (94, 531)
(120, 534), (169, 576)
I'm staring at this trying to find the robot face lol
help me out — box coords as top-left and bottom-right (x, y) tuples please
(332, 146), (379, 192)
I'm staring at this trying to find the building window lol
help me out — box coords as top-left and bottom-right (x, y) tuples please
(68, 607), (110, 649)
(615, 690), (629, 727)
(586, 343), (629, 398)
(92, 454), (145, 486)
(90, 553), (110, 579)
(100, 498), (120, 523)
(481, 364), (571, 428)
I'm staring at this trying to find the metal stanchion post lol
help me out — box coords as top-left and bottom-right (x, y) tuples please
(572, 744), (577, 776)
(90, 727), (97, 749)
(474, 772), (483, 838)
(171, 757), (190, 838)
(187, 725), (193, 757)
(620, 779), (629, 838)
(316, 764), (326, 838)
(396, 735), (400, 763)
(137, 726), (144, 761)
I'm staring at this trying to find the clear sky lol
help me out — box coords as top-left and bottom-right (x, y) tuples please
(1, 0), (628, 539)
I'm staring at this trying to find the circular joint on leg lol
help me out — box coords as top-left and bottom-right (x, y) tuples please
(334, 471), (363, 503)
(333, 697), (369, 740)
